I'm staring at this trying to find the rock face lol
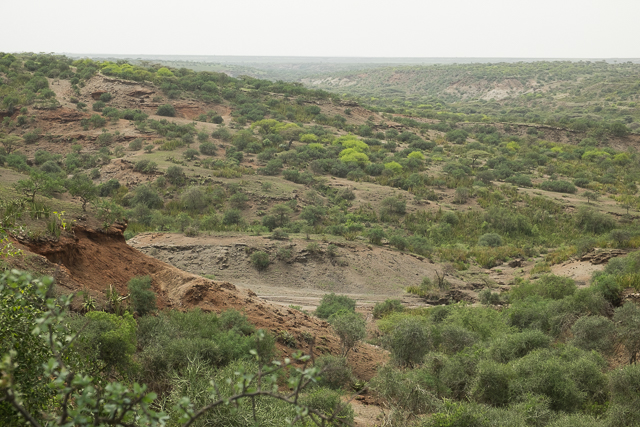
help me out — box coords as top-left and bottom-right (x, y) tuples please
(91, 91), (107, 100)
(580, 249), (626, 264)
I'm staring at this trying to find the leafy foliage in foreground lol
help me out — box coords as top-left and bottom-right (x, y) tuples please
(0, 270), (356, 426)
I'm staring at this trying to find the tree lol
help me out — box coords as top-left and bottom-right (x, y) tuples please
(583, 191), (599, 204)
(0, 134), (22, 154)
(279, 125), (304, 149)
(271, 203), (292, 227)
(67, 173), (97, 211)
(15, 170), (63, 202)
(328, 311), (366, 357)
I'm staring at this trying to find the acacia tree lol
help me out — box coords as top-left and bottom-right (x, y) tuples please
(0, 134), (22, 154)
(15, 170), (64, 202)
(67, 173), (97, 211)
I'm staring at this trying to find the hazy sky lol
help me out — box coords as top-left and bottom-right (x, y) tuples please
(2, 0), (639, 58)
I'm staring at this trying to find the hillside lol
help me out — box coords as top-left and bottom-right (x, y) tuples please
(2, 52), (640, 426)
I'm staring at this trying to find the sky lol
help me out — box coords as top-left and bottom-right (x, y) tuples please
(2, 0), (639, 58)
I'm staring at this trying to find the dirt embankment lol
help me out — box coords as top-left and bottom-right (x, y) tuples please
(13, 223), (387, 381)
(127, 232), (464, 310)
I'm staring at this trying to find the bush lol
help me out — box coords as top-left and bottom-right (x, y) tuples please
(127, 275), (157, 316)
(509, 275), (576, 301)
(133, 159), (158, 174)
(129, 138), (143, 150)
(571, 315), (616, 354)
(99, 92), (113, 102)
(183, 148), (199, 160)
(471, 359), (513, 406)
(540, 180), (577, 194)
(156, 104), (176, 117)
(222, 209), (242, 225)
(315, 293), (356, 319)
(386, 317), (432, 367)
(328, 311), (366, 357)
(92, 101), (105, 112)
(372, 299), (404, 319)
(165, 165), (186, 186)
(314, 356), (353, 390)
(478, 233), (502, 247)
(300, 388), (355, 425)
(199, 141), (217, 155)
(251, 251), (270, 270)
(489, 330), (551, 363)
(575, 207), (616, 234)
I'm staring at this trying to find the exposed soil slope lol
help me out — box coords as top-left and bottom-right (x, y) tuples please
(13, 224), (387, 381)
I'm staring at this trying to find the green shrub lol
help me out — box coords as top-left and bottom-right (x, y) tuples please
(369, 365), (442, 416)
(99, 92), (112, 102)
(470, 359), (513, 406)
(165, 165), (185, 186)
(300, 388), (355, 426)
(328, 310), (366, 357)
(156, 104), (176, 117)
(183, 148), (199, 160)
(315, 356), (353, 390)
(478, 233), (502, 247)
(540, 180), (576, 194)
(129, 138), (143, 150)
(127, 275), (157, 316)
(571, 315), (616, 354)
(575, 207), (616, 233)
(488, 330), (551, 363)
(251, 251), (270, 270)
(372, 299), (404, 319)
(315, 293), (356, 319)
(92, 101), (105, 111)
(199, 141), (217, 155)
(385, 317), (432, 367)
(509, 275), (576, 301)
(74, 311), (137, 374)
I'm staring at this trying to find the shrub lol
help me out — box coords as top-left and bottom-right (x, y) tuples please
(222, 209), (242, 225)
(315, 356), (353, 390)
(156, 104), (176, 117)
(127, 275), (157, 316)
(271, 228), (289, 240)
(75, 311), (137, 374)
(251, 251), (270, 270)
(99, 92), (113, 102)
(183, 148), (199, 160)
(92, 101), (105, 111)
(165, 165), (186, 186)
(540, 180), (576, 194)
(509, 275), (576, 301)
(300, 388), (355, 425)
(478, 233), (502, 247)
(489, 330), (551, 363)
(328, 311), (366, 357)
(199, 141), (217, 155)
(315, 293), (356, 319)
(571, 315), (616, 354)
(129, 138), (143, 150)
(385, 317), (432, 367)
(133, 159), (158, 174)
(470, 359), (513, 406)
(373, 299), (404, 319)
(575, 207), (616, 234)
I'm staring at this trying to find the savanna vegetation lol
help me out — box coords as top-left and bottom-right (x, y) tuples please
(2, 52), (640, 426)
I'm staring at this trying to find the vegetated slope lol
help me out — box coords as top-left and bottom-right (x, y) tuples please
(302, 61), (640, 132)
(8, 221), (385, 381)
